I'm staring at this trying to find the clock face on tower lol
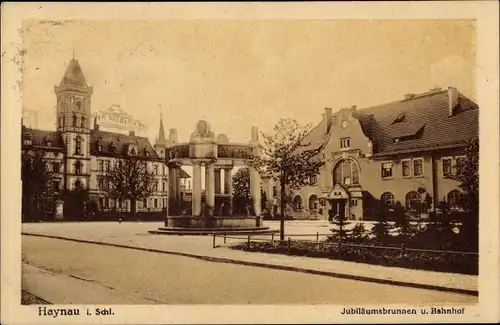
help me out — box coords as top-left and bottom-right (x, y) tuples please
(341, 120), (348, 129)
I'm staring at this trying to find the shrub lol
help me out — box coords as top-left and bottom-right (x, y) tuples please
(230, 240), (478, 275)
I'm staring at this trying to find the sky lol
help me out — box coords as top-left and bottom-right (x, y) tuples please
(22, 19), (476, 145)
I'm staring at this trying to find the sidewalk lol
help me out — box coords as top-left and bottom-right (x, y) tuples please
(22, 222), (478, 296)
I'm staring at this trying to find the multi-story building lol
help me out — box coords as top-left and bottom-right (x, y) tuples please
(262, 87), (478, 220)
(21, 57), (189, 218)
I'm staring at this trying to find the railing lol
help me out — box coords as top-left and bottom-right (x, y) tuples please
(211, 232), (478, 257)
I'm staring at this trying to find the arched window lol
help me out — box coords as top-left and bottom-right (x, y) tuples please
(59, 115), (65, 127)
(74, 179), (82, 189)
(447, 190), (465, 210)
(333, 159), (359, 186)
(309, 195), (318, 210)
(405, 191), (420, 210)
(293, 195), (303, 210)
(74, 160), (82, 174)
(75, 136), (82, 155)
(72, 114), (77, 127)
(81, 116), (86, 128)
(381, 192), (395, 207)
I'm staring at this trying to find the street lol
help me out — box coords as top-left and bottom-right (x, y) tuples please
(22, 235), (476, 304)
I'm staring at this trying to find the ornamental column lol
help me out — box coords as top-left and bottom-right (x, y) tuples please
(205, 162), (215, 217)
(249, 126), (261, 216)
(192, 161), (202, 217)
(224, 167), (233, 216)
(214, 167), (222, 194)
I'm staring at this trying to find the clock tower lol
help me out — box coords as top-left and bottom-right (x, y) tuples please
(54, 57), (93, 191)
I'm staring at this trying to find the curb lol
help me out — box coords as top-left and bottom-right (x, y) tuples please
(22, 232), (478, 297)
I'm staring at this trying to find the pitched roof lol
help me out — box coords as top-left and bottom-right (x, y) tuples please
(22, 127), (65, 151)
(308, 88), (478, 157)
(59, 59), (88, 87)
(357, 89), (478, 156)
(90, 130), (162, 161)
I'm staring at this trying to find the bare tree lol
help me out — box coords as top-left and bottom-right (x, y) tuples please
(249, 118), (324, 240)
(104, 157), (156, 220)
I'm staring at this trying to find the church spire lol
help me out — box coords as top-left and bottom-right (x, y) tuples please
(155, 112), (166, 147)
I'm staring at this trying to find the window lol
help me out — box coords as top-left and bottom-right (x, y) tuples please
(52, 180), (60, 193)
(333, 159), (359, 185)
(74, 179), (82, 189)
(46, 138), (52, 147)
(413, 158), (423, 177)
(23, 133), (33, 146)
(74, 160), (82, 174)
(81, 116), (86, 128)
(72, 114), (77, 127)
(154, 165), (158, 175)
(143, 198), (148, 208)
(442, 158), (453, 178)
(130, 147), (136, 156)
(75, 136), (82, 155)
(154, 198), (158, 208)
(310, 175), (317, 185)
(60, 116), (65, 127)
(99, 197), (104, 208)
(447, 190), (465, 210)
(340, 138), (351, 149)
(163, 181), (167, 192)
(104, 161), (110, 172)
(109, 142), (116, 153)
(405, 191), (420, 210)
(98, 160), (104, 171)
(350, 198), (358, 207)
(98, 177), (104, 190)
(52, 162), (60, 173)
(97, 143), (103, 152)
(402, 159), (411, 177)
(293, 195), (303, 210)
(392, 113), (405, 124)
(381, 162), (393, 179)
(272, 186), (278, 197)
(381, 192), (395, 207)
(309, 195), (318, 210)
(454, 156), (466, 175)
(145, 150), (150, 157)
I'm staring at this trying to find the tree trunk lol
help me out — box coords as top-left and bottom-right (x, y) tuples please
(131, 198), (137, 221)
(280, 179), (286, 241)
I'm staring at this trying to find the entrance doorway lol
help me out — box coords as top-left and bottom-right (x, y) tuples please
(329, 199), (347, 220)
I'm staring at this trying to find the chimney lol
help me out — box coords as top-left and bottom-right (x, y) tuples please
(251, 126), (259, 142)
(448, 87), (459, 116)
(324, 107), (333, 133)
(404, 93), (416, 100)
(169, 128), (178, 143)
(129, 130), (135, 136)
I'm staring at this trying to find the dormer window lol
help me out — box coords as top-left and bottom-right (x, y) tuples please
(45, 137), (52, 147)
(130, 147), (137, 156)
(392, 113), (405, 124)
(144, 149), (150, 157)
(97, 142), (103, 152)
(109, 141), (116, 153)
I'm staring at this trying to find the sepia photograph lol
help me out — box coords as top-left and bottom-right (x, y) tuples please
(1, 2), (499, 324)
